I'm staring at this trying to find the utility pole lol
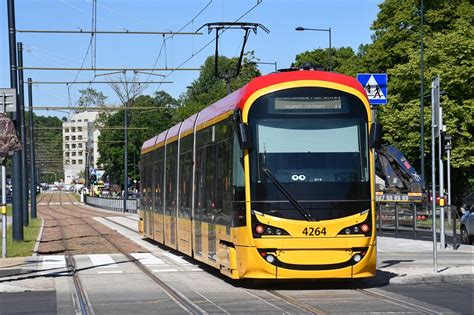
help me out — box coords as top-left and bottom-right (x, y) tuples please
(8, 0), (24, 241)
(17, 42), (29, 226)
(431, 75), (440, 272)
(28, 79), (37, 219)
(420, 0), (425, 182)
(123, 101), (128, 213)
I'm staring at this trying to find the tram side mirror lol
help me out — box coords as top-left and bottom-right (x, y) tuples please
(237, 123), (253, 150)
(370, 122), (383, 149)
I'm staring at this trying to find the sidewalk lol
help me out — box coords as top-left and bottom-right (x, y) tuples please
(376, 236), (473, 284)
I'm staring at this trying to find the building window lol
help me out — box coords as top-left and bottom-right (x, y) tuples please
(65, 152), (70, 157)
(78, 151), (83, 156)
(72, 152), (76, 156)
(65, 128), (69, 133)
(72, 160), (76, 165)
(71, 127), (76, 132)
(78, 160), (83, 165)
(65, 160), (70, 165)
(78, 143), (83, 148)
(65, 136), (69, 140)
(72, 144), (76, 149)
(66, 144), (69, 149)
(72, 136), (76, 140)
(78, 127), (83, 132)
(78, 135), (83, 140)
(84, 119), (88, 122)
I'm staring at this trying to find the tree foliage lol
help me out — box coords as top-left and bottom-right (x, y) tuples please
(175, 53), (260, 122)
(294, 0), (473, 203)
(97, 91), (176, 184)
(77, 87), (107, 108)
(24, 113), (63, 183)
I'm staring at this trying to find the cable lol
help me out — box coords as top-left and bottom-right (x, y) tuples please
(146, 0), (213, 85)
(157, 0), (263, 90)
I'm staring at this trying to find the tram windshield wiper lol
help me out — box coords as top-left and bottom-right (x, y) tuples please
(261, 167), (314, 221)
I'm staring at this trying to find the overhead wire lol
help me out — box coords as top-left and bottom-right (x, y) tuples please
(157, 0), (263, 91)
(146, 0), (213, 87)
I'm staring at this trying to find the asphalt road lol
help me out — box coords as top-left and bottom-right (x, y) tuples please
(382, 280), (474, 314)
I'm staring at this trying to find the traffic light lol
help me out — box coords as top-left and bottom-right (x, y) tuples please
(440, 132), (452, 155)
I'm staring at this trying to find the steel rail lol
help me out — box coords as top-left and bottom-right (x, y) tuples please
(356, 288), (443, 314)
(265, 290), (326, 314)
(41, 193), (94, 315)
(58, 194), (206, 314)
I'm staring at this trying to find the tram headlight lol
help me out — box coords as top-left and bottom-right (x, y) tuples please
(265, 254), (276, 264)
(353, 254), (362, 262)
(275, 229), (282, 235)
(265, 227), (273, 234)
(344, 228), (351, 234)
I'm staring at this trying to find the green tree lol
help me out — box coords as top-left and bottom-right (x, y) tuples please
(24, 113), (63, 183)
(293, 0), (473, 205)
(77, 87), (107, 108)
(294, 46), (365, 76)
(97, 92), (176, 184)
(175, 53), (260, 122)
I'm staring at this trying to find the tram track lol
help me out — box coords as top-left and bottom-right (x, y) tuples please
(41, 192), (206, 314)
(355, 288), (443, 314)
(44, 192), (94, 315)
(264, 290), (325, 314)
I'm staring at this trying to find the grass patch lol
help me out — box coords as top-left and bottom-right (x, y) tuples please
(72, 192), (81, 202)
(1, 209), (42, 257)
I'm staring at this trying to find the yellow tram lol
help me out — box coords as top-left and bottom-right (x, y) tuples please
(139, 69), (378, 279)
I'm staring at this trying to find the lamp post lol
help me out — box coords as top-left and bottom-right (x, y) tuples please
(295, 26), (332, 71)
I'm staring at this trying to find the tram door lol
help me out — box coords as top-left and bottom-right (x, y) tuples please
(153, 162), (164, 243)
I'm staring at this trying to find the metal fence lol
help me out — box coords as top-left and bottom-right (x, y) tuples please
(84, 195), (138, 213)
(376, 201), (460, 247)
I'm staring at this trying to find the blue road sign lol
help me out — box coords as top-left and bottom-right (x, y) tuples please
(357, 73), (387, 105)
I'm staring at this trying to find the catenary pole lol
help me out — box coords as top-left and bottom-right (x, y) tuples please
(439, 107), (445, 249)
(28, 79), (37, 219)
(8, 0), (24, 240)
(17, 42), (29, 226)
(420, 0), (425, 182)
(123, 100), (128, 213)
(431, 76), (438, 272)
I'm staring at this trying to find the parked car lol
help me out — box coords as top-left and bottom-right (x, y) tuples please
(460, 207), (474, 245)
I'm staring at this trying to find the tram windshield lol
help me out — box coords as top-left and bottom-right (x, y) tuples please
(248, 87), (371, 221)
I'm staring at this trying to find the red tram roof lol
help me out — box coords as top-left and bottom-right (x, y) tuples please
(141, 70), (367, 154)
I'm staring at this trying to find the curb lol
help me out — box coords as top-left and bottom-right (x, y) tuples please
(389, 272), (474, 284)
(32, 217), (44, 256)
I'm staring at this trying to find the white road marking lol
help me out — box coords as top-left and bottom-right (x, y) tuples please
(40, 256), (66, 270)
(152, 269), (178, 272)
(130, 253), (165, 266)
(161, 252), (191, 265)
(89, 254), (118, 268)
(97, 270), (124, 274)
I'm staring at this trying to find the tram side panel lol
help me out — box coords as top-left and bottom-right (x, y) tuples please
(177, 135), (194, 256)
(153, 147), (165, 243)
(164, 142), (178, 250)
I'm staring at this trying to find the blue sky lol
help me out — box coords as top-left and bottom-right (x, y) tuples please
(1, 0), (381, 117)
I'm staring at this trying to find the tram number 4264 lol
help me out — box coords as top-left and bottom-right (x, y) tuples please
(302, 227), (327, 236)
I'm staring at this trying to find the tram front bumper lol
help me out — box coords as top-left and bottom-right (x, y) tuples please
(236, 237), (376, 279)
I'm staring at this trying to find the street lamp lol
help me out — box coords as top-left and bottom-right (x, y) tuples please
(295, 26), (332, 71)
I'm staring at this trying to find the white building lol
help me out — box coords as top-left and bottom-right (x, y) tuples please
(63, 111), (100, 184)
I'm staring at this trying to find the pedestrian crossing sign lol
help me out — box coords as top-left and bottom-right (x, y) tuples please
(356, 73), (387, 105)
